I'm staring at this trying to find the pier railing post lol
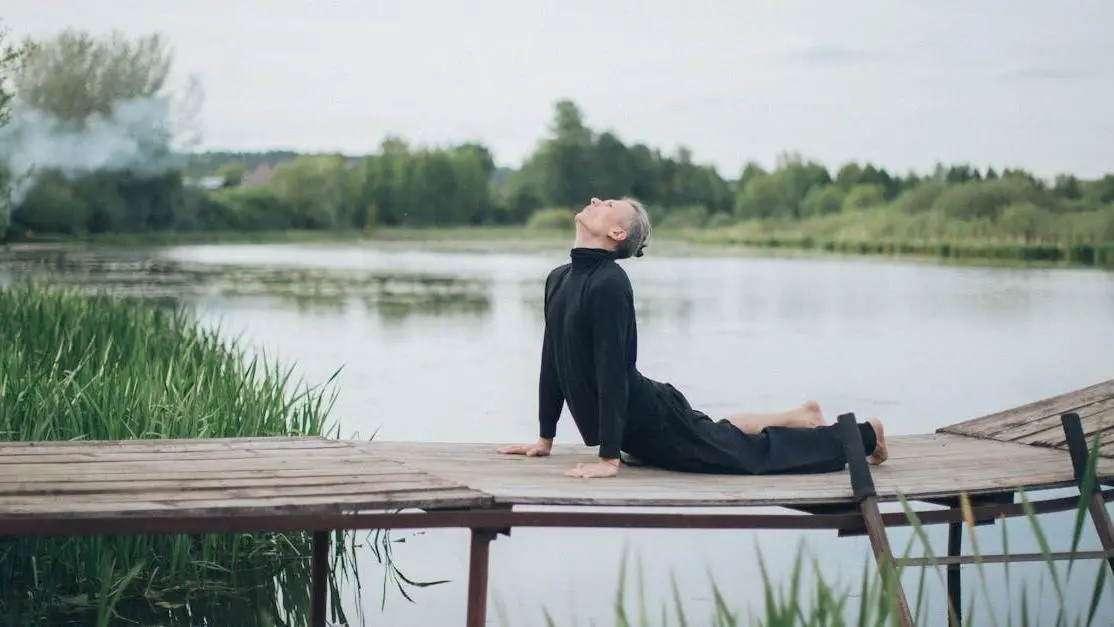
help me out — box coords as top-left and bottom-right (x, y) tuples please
(837, 413), (915, 627)
(1060, 412), (1114, 574)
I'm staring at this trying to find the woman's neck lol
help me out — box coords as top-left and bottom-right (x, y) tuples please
(573, 233), (615, 252)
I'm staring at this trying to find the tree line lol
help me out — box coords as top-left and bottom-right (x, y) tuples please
(1, 26), (1112, 244)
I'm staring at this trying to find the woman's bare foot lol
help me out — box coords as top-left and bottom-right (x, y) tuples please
(799, 400), (825, 427)
(867, 417), (888, 465)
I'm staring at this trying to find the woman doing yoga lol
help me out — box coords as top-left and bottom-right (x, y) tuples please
(497, 197), (888, 479)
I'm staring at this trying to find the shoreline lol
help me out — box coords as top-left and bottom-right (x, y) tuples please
(4, 226), (1112, 271)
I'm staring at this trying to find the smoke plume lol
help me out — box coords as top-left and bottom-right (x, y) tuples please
(0, 95), (190, 206)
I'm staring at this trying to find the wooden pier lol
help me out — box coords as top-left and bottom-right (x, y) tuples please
(2, 379), (1114, 627)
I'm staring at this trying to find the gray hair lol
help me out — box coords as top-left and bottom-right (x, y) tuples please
(615, 196), (651, 259)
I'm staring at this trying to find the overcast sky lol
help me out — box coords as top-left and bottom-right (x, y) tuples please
(5, 0), (1113, 179)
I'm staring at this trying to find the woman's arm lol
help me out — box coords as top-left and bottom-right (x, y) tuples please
(589, 275), (634, 462)
(538, 266), (567, 441)
(537, 323), (563, 440)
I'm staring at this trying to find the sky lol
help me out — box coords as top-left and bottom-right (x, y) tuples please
(4, 0), (1113, 179)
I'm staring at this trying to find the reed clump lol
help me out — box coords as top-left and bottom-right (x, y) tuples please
(0, 283), (347, 625)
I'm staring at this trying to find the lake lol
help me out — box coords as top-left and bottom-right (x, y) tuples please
(3, 240), (1113, 626)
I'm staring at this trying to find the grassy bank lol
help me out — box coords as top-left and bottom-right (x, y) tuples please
(7, 217), (1114, 270)
(0, 283), (354, 625)
(675, 205), (1114, 269)
(682, 229), (1114, 269)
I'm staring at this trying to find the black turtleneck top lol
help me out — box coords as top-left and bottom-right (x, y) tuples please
(537, 247), (642, 459)
(534, 248), (867, 476)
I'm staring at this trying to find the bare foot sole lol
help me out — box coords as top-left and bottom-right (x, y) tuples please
(799, 400), (825, 427)
(867, 417), (888, 465)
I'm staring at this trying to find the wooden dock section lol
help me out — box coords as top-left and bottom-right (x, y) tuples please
(939, 378), (1114, 456)
(3, 380), (1114, 627)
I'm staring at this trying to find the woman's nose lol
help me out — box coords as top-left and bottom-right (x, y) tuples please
(590, 197), (601, 205)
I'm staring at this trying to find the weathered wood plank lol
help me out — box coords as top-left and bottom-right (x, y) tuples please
(0, 466), (409, 484)
(0, 447), (367, 464)
(1016, 406), (1114, 449)
(0, 479), (465, 506)
(982, 397), (1114, 443)
(0, 438), (493, 522)
(0, 436), (328, 450)
(0, 455), (397, 477)
(0, 473), (425, 494)
(0, 488), (491, 518)
(939, 379), (1114, 440)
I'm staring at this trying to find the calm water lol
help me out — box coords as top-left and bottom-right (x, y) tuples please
(3, 241), (1114, 625)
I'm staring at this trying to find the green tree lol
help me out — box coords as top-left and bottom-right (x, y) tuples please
(998, 202), (1052, 243)
(733, 154), (830, 220)
(931, 177), (1053, 220)
(591, 131), (634, 199)
(842, 184), (886, 212)
(216, 162), (248, 185)
(537, 100), (595, 207)
(269, 155), (359, 229)
(1083, 174), (1114, 205)
(800, 184), (845, 217)
(0, 21), (27, 237)
(8, 29), (203, 235)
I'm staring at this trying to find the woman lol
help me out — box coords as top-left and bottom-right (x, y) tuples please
(498, 197), (888, 479)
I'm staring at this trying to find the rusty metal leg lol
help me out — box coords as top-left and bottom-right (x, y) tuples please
(311, 530), (330, 627)
(947, 521), (962, 627)
(466, 529), (498, 627)
(837, 413), (915, 627)
(1061, 413), (1114, 574)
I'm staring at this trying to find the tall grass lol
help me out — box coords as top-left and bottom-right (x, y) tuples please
(0, 282), (358, 625)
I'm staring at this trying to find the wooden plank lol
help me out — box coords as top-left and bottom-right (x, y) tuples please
(0, 436), (328, 449)
(0, 436), (347, 455)
(0, 466), (409, 484)
(0, 488), (491, 518)
(0, 437), (494, 524)
(939, 379), (1114, 439)
(982, 397), (1114, 443)
(1017, 406), (1114, 449)
(0, 447), (369, 465)
(0, 455), (398, 477)
(0, 478), (465, 506)
(1101, 440), (1114, 459)
(0, 472), (425, 494)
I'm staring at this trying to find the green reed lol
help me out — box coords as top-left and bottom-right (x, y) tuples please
(0, 282), (363, 625)
(516, 432), (1112, 626)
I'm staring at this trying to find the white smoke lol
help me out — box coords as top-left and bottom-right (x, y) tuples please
(0, 94), (195, 207)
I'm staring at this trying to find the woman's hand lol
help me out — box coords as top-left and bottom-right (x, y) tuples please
(564, 459), (620, 479)
(496, 438), (553, 457)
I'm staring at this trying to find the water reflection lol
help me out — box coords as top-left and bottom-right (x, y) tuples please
(3, 243), (1114, 625)
(3, 529), (371, 627)
(0, 246), (493, 324)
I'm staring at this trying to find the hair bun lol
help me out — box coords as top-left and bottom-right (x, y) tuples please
(635, 243), (647, 258)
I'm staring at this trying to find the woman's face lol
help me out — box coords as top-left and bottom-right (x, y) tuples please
(575, 197), (634, 246)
